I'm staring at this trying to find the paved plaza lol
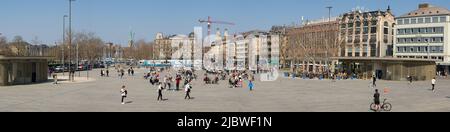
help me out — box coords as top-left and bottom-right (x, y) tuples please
(0, 68), (449, 112)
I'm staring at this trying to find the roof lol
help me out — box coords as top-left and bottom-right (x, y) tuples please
(398, 3), (450, 18)
(0, 56), (53, 60)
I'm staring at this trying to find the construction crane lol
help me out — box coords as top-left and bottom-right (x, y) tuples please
(199, 16), (235, 36)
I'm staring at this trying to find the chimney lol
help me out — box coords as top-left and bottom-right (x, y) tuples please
(419, 3), (430, 9)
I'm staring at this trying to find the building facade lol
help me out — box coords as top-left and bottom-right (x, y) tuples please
(154, 33), (173, 60)
(286, 18), (340, 74)
(394, 3), (450, 74)
(339, 7), (395, 58)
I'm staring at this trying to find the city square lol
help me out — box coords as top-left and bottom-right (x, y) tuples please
(0, 68), (449, 112)
(1, 0), (449, 113)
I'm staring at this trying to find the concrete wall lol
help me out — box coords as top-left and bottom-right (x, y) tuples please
(0, 59), (48, 86)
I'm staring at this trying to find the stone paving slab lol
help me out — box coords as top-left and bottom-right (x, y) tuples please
(0, 68), (449, 112)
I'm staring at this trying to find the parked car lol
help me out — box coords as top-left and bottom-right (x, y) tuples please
(54, 66), (65, 73)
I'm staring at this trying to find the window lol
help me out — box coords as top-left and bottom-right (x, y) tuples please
(348, 23), (354, 27)
(411, 18), (417, 24)
(397, 19), (403, 25)
(363, 35), (368, 42)
(404, 19), (410, 24)
(436, 37), (443, 43)
(397, 29), (405, 35)
(427, 27), (433, 33)
(412, 38), (417, 43)
(435, 27), (444, 33)
(355, 28), (361, 34)
(425, 17), (431, 23)
(356, 21), (361, 27)
(341, 24), (346, 29)
(399, 38), (405, 43)
(412, 28), (419, 34)
(371, 27), (377, 33)
(384, 28), (389, 35)
(418, 47), (422, 52)
(372, 20), (377, 25)
(363, 27), (369, 34)
(440, 16), (447, 22)
(405, 29), (412, 34)
(419, 28), (426, 33)
(418, 18), (424, 23)
(432, 17), (439, 23)
(406, 38), (412, 43)
(364, 21), (369, 26)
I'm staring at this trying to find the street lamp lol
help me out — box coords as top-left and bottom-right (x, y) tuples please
(68, 0), (75, 81)
(62, 15), (68, 76)
(326, 6), (333, 22)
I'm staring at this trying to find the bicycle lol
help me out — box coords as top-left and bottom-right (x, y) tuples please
(370, 98), (392, 112)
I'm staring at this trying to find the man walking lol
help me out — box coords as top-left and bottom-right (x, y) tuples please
(106, 69), (109, 77)
(432, 77), (437, 93)
(157, 82), (164, 101)
(131, 67), (134, 76)
(372, 75), (377, 87)
(185, 83), (192, 100)
(120, 85), (128, 104)
(176, 74), (181, 91)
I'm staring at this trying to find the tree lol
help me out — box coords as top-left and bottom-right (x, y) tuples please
(0, 36), (13, 56)
(10, 35), (29, 56)
(72, 32), (105, 63)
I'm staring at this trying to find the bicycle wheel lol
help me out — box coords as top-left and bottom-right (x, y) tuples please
(370, 103), (377, 111)
(383, 103), (392, 111)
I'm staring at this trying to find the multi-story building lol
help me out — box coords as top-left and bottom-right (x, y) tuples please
(339, 7), (395, 58)
(154, 33), (173, 60)
(270, 26), (289, 68)
(394, 3), (450, 74)
(286, 17), (340, 74)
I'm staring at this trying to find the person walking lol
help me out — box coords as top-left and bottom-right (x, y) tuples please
(120, 69), (125, 79)
(106, 69), (109, 77)
(185, 83), (192, 100)
(120, 85), (128, 104)
(131, 67), (134, 76)
(248, 80), (254, 91)
(53, 73), (58, 84)
(157, 83), (164, 101)
(372, 75), (377, 87)
(176, 75), (181, 91)
(432, 77), (437, 93)
(128, 68), (131, 76)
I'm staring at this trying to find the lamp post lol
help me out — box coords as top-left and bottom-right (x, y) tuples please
(62, 15), (67, 76)
(68, 0), (75, 81)
(326, 6), (333, 22)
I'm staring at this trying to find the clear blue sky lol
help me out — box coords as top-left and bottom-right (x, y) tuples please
(0, 0), (448, 45)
